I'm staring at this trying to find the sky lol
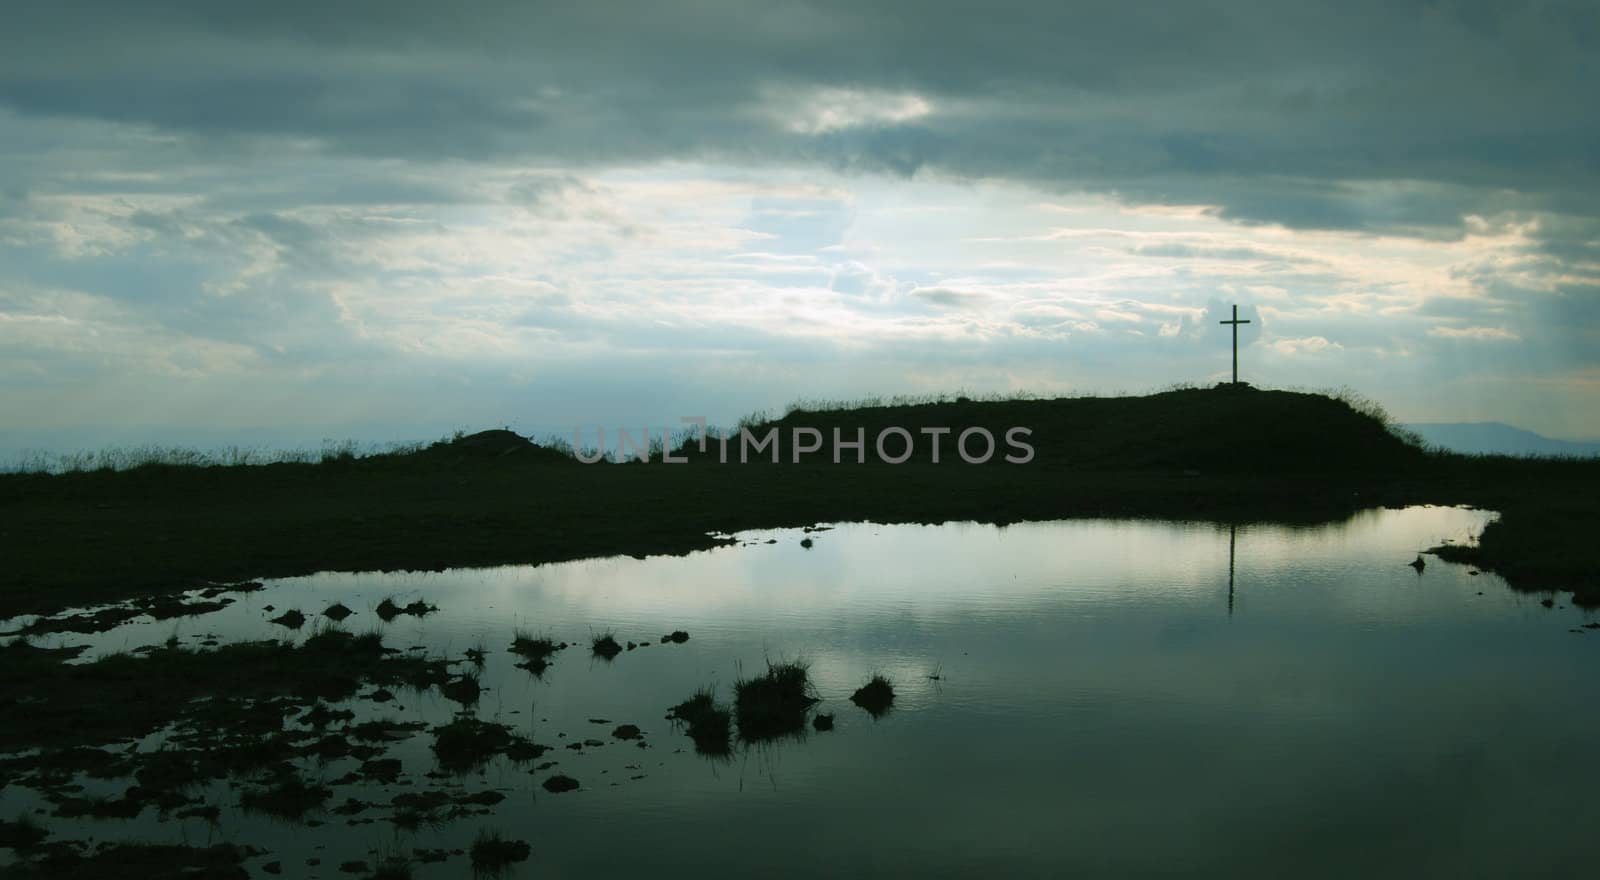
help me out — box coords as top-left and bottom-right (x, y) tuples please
(2, 0), (1598, 458)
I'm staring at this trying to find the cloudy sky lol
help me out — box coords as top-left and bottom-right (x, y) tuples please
(3, 0), (1598, 456)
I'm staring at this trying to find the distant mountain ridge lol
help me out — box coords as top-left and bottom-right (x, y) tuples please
(1403, 422), (1600, 457)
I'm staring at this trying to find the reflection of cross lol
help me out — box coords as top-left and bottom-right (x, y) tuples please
(1219, 304), (1251, 385)
(1227, 524), (1237, 616)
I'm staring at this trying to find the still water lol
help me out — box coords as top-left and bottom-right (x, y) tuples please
(5, 506), (1599, 878)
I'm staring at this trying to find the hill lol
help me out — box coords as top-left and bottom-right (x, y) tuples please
(755, 385), (1425, 473)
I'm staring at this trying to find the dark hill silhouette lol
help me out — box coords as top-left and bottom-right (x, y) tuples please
(726, 386), (1425, 474)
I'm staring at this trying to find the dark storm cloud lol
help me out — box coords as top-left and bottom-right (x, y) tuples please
(3, 1), (1597, 235)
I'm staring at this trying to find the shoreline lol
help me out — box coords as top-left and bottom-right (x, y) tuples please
(2, 464), (1591, 620)
(4, 388), (1596, 618)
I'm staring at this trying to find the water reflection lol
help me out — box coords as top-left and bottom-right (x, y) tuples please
(1229, 523), (1237, 615)
(4, 506), (1598, 878)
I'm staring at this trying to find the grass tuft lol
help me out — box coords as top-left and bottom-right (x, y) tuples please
(590, 629), (622, 660)
(510, 628), (562, 675)
(733, 659), (817, 742)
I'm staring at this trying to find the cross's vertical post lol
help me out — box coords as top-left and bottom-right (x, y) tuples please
(1219, 304), (1251, 385)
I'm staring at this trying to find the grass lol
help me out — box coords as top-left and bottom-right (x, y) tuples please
(509, 628), (563, 675)
(590, 629), (622, 660)
(667, 686), (733, 756)
(1, 439), (426, 475)
(733, 659), (818, 742)
(851, 674), (896, 717)
(510, 629), (560, 658)
(470, 829), (531, 872)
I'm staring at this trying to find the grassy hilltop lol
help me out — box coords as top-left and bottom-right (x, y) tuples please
(1, 385), (1595, 617)
(759, 385), (1427, 472)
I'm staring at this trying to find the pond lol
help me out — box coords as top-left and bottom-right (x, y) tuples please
(4, 505), (1598, 878)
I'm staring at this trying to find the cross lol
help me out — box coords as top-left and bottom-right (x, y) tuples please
(1219, 304), (1251, 385)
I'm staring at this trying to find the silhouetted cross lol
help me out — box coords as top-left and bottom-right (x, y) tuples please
(1219, 304), (1250, 385)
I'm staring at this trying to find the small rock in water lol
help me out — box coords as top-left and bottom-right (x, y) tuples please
(1541, 598), (1555, 608)
(323, 603), (355, 622)
(813, 714), (835, 731)
(612, 724), (642, 740)
(269, 609), (306, 629)
(850, 676), (896, 717)
(542, 774), (579, 793)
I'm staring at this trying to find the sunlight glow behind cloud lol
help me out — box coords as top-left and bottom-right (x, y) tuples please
(1, 1), (1598, 452)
